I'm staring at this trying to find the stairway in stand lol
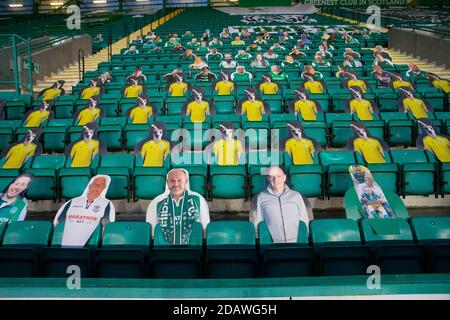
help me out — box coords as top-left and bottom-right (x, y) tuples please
(33, 9), (183, 95)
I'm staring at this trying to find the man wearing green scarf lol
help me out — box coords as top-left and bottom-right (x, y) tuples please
(146, 168), (210, 245)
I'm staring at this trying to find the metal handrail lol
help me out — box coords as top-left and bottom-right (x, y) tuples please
(78, 48), (85, 83)
(108, 29), (112, 63)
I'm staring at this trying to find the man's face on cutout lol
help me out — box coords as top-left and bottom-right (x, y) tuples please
(167, 170), (188, 196)
(267, 167), (286, 191)
(87, 177), (107, 202)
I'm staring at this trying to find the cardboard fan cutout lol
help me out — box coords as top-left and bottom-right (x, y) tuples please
(212, 71), (236, 96)
(194, 66), (217, 83)
(126, 95), (158, 124)
(80, 79), (102, 100)
(165, 73), (191, 97)
(0, 173), (34, 224)
(397, 87), (432, 119)
(289, 89), (324, 121)
(209, 122), (245, 166)
(258, 74), (280, 95)
(22, 100), (54, 128)
(302, 74), (326, 94)
(0, 100), (5, 120)
(347, 122), (389, 164)
(182, 88), (214, 123)
(343, 72), (370, 93)
(65, 122), (106, 168)
(123, 78), (147, 98)
(134, 122), (172, 167)
(345, 87), (379, 121)
(125, 68), (147, 85)
(416, 118), (450, 163)
(54, 175), (115, 247)
(162, 69), (185, 85)
(0, 128), (42, 169)
(38, 80), (65, 101)
(349, 165), (395, 219)
(236, 88), (270, 122)
(73, 96), (104, 126)
(281, 122), (322, 166)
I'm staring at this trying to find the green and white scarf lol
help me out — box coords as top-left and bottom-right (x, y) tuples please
(156, 191), (201, 245)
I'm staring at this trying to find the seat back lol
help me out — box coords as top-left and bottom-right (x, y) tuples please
(2, 221), (52, 247)
(31, 155), (66, 169)
(100, 153), (135, 168)
(206, 221), (255, 246)
(102, 222), (151, 248)
(390, 149), (428, 165)
(319, 151), (355, 170)
(411, 217), (450, 243)
(310, 219), (361, 246)
(360, 218), (414, 244)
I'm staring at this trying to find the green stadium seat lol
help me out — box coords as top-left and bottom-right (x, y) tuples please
(0, 221), (52, 277)
(41, 223), (102, 278)
(99, 98), (119, 117)
(243, 120), (270, 150)
(95, 222), (151, 278)
(365, 163), (399, 193)
(97, 153), (134, 200)
(148, 222), (203, 279)
(380, 112), (414, 146)
(389, 149), (437, 196)
(212, 114), (242, 129)
(166, 96), (186, 116)
(0, 223), (7, 245)
(210, 165), (247, 199)
(98, 124), (123, 151)
(289, 162), (323, 197)
(133, 166), (168, 200)
(59, 168), (92, 200)
(434, 112), (450, 134)
(214, 96), (235, 114)
(310, 219), (369, 276)
(124, 124), (149, 151)
(205, 221), (257, 278)
(258, 221), (314, 277)
(360, 218), (414, 244)
(372, 243), (428, 275)
(42, 125), (68, 153)
(377, 91), (399, 112)
(261, 94), (283, 113)
(24, 155), (66, 201)
(302, 121), (327, 147)
(421, 90), (446, 112)
(319, 151), (356, 197)
(68, 126), (83, 143)
(4, 101), (26, 120)
(410, 217), (450, 244)
(0, 128), (14, 153)
(410, 216), (450, 273)
(53, 100), (74, 119)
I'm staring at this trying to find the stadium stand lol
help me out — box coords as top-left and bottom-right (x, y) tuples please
(0, 1), (449, 300)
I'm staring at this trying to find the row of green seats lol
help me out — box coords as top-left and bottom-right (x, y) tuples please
(2, 110), (449, 155)
(0, 217), (448, 278)
(0, 148), (447, 202)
